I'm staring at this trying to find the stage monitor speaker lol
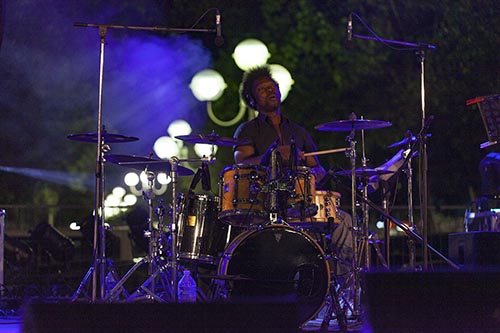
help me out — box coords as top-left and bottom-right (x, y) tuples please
(448, 231), (500, 268)
(363, 271), (500, 333)
(23, 302), (301, 333)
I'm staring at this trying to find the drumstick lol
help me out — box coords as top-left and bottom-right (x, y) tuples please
(303, 147), (350, 157)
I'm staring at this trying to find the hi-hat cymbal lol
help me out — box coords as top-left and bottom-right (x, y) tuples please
(336, 168), (395, 178)
(175, 131), (251, 146)
(315, 119), (392, 132)
(67, 132), (139, 143)
(387, 133), (430, 149)
(387, 136), (417, 149)
(105, 154), (194, 176)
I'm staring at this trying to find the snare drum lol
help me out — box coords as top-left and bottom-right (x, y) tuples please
(311, 190), (341, 223)
(288, 190), (341, 223)
(177, 193), (229, 264)
(218, 164), (269, 227)
(286, 166), (316, 219)
(216, 224), (330, 325)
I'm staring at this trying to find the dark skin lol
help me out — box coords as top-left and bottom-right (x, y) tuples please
(234, 77), (325, 179)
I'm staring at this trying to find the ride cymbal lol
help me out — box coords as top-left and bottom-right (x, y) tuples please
(105, 154), (194, 176)
(67, 132), (139, 143)
(315, 119), (392, 132)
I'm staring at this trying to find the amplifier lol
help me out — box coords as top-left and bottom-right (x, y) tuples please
(464, 210), (500, 232)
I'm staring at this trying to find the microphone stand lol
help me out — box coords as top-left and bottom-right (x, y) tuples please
(72, 20), (216, 303)
(351, 20), (435, 270)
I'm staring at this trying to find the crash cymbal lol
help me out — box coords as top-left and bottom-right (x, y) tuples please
(175, 131), (251, 146)
(67, 132), (139, 143)
(105, 154), (194, 176)
(336, 168), (395, 178)
(315, 119), (392, 132)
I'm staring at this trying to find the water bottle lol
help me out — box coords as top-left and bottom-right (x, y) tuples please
(178, 269), (197, 303)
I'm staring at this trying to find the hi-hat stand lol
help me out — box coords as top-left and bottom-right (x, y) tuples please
(72, 13), (218, 302)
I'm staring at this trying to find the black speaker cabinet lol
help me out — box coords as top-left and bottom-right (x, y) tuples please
(22, 302), (301, 333)
(448, 231), (500, 268)
(363, 271), (500, 333)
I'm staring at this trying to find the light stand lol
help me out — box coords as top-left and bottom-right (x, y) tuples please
(72, 16), (218, 302)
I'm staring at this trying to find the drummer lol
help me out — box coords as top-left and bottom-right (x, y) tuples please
(233, 66), (325, 180)
(232, 66), (353, 278)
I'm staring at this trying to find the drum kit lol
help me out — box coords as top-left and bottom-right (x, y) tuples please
(68, 112), (415, 328)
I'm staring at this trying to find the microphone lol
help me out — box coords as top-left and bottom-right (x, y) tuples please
(189, 168), (203, 191)
(347, 13), (353, 43)
(261, 137), (280, 166)
(201, 162), (211, 191)
(215, 9), (224, 46)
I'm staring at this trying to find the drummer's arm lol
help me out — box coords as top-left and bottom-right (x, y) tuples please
(234, 145), (262, 165)
(302, 152), (326, 181)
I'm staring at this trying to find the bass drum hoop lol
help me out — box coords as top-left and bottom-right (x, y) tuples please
(217, 224), (330, 325)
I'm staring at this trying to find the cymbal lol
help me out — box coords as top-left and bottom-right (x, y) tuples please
(175, 132), (251, 146)
(105, 154), (194, 176)
(315, 119), (392, 132)
(387, 134), (430, 149)
(336, 168), (395, 178)
(67, 132), (139, 143)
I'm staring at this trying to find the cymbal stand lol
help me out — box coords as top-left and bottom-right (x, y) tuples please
(72, 15), (219, 302)
(359, 126), (371, 270)
(107, 171), (173, 302)
(345, 122), (361, 318)
(404, 135), (417, 270)
(70, 24), (117, 302)
(348, 13), (435, 269)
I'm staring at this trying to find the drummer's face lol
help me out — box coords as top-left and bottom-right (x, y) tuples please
(252, 77), (280, 113)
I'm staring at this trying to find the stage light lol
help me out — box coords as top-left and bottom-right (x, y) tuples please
(112, 186), (126, 199)
(69, 222), (81, 231)
(123, 194), (138, 206)
(153, 136), (180, 159)
(194, 143), (218, 158)
(189, 69), (227, 102)
(232, 38), (270, 71)
(269, 64), (295, 101)
(167, 119), (192, 137)
(124, 172), (140, 186)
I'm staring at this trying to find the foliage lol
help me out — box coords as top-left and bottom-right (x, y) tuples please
(2, 0), (500, 216)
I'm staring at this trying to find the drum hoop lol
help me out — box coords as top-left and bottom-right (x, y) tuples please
(220, 163), (269, 176)
(220, 223), (329, 266)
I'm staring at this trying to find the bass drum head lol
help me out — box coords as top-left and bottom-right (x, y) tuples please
(218, 225), (330, 325)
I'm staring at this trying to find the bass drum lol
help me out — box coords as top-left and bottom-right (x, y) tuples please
(217, 224), (330, 325)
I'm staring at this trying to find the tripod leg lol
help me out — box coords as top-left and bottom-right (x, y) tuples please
(320, 276), (348, 332)
(127, 259), (174, 303)
(71, 266), (94, 301)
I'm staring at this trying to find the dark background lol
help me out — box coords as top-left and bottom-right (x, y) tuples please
(1, 0), (499, 233)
